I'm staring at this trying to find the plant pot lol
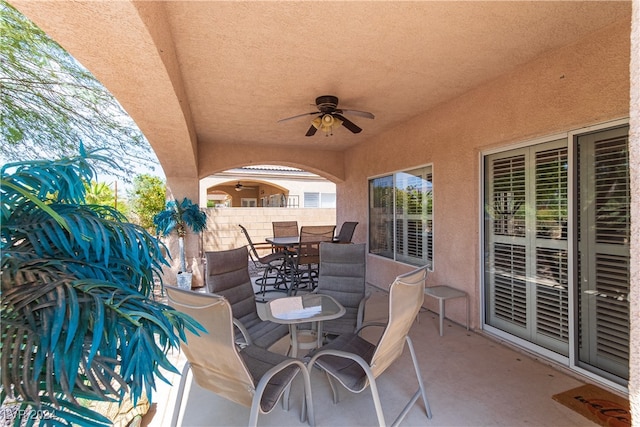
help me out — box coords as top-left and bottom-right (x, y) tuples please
(176, 272), (193, 290)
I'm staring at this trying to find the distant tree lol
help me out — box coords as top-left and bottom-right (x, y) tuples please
(84, 181), (115, 206)
(128, 174), (166, 231)
(0, 1), (159, 182)
(84, 180), (130, 217)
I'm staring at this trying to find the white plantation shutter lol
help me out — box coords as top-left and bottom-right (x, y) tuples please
(485, 140), (569, 355)
(578, 128), (630, 380)
(485, 125), (630, 385)
(534, 148), (569, 346)
(369, 166), (433, 268)
(493, 243), (528, 328)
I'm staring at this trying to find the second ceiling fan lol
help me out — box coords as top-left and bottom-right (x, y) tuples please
(278, 95), (374, 137)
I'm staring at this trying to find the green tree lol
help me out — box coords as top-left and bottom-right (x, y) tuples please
(0, 148), (202, 426)
(128, 174), (166, 231)
(84, 181), (115, 206)
(0, 1), (159, 182)
(83, 180), (131, 218)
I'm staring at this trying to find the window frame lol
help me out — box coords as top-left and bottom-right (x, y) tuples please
(303, 192), (337, 208)
(368, 163), (434, 270)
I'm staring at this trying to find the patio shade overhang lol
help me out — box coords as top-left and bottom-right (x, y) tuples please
(8, 1), (632, 183)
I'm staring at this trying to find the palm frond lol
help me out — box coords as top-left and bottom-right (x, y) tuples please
(1, 152), (203, 425)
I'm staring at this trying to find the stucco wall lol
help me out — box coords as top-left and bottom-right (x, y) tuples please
(341, 18), (631, 330)
(201, 207), (336, 251)
(160, 207), (335, 287)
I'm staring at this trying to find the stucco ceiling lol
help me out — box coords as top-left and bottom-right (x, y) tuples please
(10, 1), (632, 180)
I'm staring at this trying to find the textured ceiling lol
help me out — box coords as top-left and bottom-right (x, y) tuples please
(163, 1), (630, 150)
(10, 1), (632, 173)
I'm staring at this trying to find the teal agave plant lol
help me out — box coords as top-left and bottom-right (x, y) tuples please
(0, 148), (204, 426)
(153, 197), (207, 274)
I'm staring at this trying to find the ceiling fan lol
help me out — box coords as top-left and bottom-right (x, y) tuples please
(235, 182), (258, 192)
(278, 95), (375, 137)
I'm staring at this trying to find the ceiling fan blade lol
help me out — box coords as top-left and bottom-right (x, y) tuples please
(337, 109), (375, 120)
(305, 125), (318, 137)
(334, 114), (362, 134)
(278, 112), (320, 123)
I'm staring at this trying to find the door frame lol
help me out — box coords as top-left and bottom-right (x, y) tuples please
(479, 118), (629, 394)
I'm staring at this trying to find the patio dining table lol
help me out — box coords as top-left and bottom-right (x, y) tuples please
(266, 236), (306, 294)
(266, 231), (336, 294)
(266, 236), (302, 247)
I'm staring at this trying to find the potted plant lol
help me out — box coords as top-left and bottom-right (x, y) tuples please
(154, 197), (207, 289)
(1, 149), (203, 426)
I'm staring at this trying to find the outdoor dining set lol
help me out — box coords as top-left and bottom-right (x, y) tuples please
(240, 221), (358, 300)
(164, 220), (433, 427)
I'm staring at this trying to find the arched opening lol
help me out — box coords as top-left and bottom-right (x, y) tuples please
(201, 165), (336, 209)
(206, 179), (289, 208)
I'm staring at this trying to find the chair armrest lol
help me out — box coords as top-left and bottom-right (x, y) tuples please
(308, 348), (371, 370)
(253, 356), (308, 398)
(306, 348), (376, 395)
(355, 291), (372, 330)
(252, 242), (273, 249)
(354, 321), (387, 335)
(233, 317), (253, 346)
(243, 347), (315, 425)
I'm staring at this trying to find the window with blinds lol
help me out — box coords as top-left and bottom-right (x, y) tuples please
(534, 148), (569, 344)
(577, 126), (630, 382)
(303, 192), (336, 208)
(369, 165), (433, 269)
(485, 140), (569, 356)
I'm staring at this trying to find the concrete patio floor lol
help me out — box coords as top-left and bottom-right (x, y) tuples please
(143, 284), (601, 427)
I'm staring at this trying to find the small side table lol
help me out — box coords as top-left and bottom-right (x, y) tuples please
(424, 286), (469, 336)
(263, 293), (345, 357)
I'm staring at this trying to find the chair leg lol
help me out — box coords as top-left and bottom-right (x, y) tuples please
(325, 371), (340, 404)
(170, 361), (192, 427)
(390, 336), (432, 427)
(254, 264), (288, 301)
(300, 364), (316, 427)
(366, 373), (387, 427)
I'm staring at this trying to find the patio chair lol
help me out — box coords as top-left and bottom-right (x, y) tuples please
(334, 221), (358, 243)
(165, 287), (315, 427)
(316, 242), (369, 339)
(290, 226), (336, 294)
(239, 224), (289, 300)
(272, 221), (299, 238)
(205, 246), (289, 349)
(306, 266), (432, 426)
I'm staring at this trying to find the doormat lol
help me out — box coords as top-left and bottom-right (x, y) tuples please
(552, 383), (631, 427)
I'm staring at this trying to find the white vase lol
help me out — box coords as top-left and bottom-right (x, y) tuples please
(176, 272), (193, 290)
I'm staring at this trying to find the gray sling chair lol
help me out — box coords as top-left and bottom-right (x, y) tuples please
(272, 220), (299, 238)
(334, 221), (358, 243)
(205, 246), (289, 349)
(165, 287), (315, 427)
(239, 224), (289, 300)
(290, 225), (336, 294)
(306, 267), (432, 427)
(315, 242), (369, 339)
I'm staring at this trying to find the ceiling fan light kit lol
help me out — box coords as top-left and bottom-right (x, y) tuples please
(312, 114), (343, 136)
(279, 95), (374, 137)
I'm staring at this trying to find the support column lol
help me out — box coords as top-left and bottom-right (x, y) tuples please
(162, 177), (205, 289)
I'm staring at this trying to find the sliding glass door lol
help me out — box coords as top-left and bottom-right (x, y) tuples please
(576, 126), (630, 381)
(483, 124), (629, 385)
